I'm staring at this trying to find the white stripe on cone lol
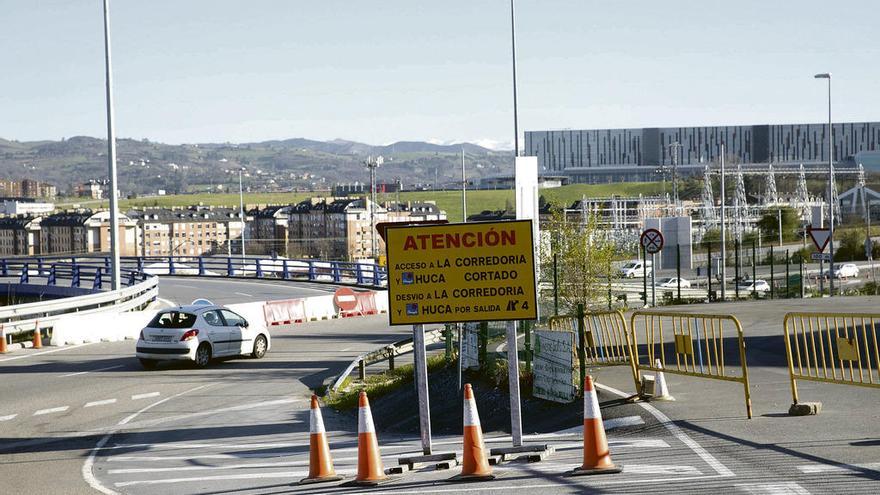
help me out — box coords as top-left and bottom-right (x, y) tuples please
(464, 398), (481, 427)
(584, 388), (602, 420)
(358, 406), (376, 433)
(310, 406), (326, 434)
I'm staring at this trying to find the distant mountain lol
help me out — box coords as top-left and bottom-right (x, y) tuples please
(0, 136), (513, 197)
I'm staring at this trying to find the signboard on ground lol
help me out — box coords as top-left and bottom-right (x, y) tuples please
(808, 227), (831, 253)
(640, 228), (664, 254)
(533, 330), (575, 403)
(461, 322), (480, 369)
(811, 252), (832, 261)
(385, 220), (538, 325)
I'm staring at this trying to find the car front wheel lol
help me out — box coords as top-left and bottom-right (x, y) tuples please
(194, 343), (212, 368)
(251, 335), (268, 359)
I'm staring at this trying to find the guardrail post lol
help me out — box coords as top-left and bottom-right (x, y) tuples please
(47, 265), (56, 286)
(20, 264), (29, 284)
(227, 257), (233, 277)
(282, 259), (290, 280)
(332, 263), (341, 283)
(388, 351), (395, 370)
(72, 265), (80, 287)
(198, 257), (205, 276)
(168, 256), (175, 275)
(372, 264), (380, 286)
(104, 257), (110, 271)
(37, 258), (44, 276)
(127, 271), (136, 286)
(308, 261), (315, 281)
(356, 264), (364, 285)
(255, 258), (263, 278)
(137, 257), (144, 273)
(358, 359), (366, 381)
(93, 267), (102, 290)
(0, 259), (7, 277)
(577, 303), (586, 397)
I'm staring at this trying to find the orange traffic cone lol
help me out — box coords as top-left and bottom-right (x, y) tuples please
(299, 395), (343, 485)
(344, 391), (389, 486)
(0, 326), (7, 354)
(32, 321), (42, 349)
(569, 375), (622, 476)
(450, 383), (494, 482)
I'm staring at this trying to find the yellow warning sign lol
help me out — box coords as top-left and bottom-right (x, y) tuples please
(386, 220), (537, 325)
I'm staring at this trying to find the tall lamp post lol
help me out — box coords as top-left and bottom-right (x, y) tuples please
(815, 73), (834, 296)
(102, 0), (121, 290)
(364, 155), (383, 260)
(239, 168), (246, 261)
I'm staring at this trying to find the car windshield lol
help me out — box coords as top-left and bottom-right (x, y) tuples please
(657, 277), (672, 283)
(148, 311), (197, 329)
(623, 262), (638, 269)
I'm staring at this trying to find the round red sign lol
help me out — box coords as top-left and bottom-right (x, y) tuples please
(334, 287), (359, 312)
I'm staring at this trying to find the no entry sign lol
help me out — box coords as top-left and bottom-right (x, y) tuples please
(333, 287), (358, 312)
(640, 228), (664, 254)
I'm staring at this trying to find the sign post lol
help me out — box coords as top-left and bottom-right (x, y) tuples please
(641, 228), (664, 307)
(386, 220), (544, 464)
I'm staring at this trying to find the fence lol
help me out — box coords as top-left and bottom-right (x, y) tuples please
(0, 255), (387, 288)
(783, 312), (880, 406)
(629, 310), (753, 418)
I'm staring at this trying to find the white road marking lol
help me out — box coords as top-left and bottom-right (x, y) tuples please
(108, 458), (356, 474)
(0, 343), (93, 362)
(340, 347), (352, 352)
(82, 384), (213, 495)
(797, 462), (880, 474)
(115, 397), (299, 430)
(85, 399), (118, 408)
(234, 292), (252, 297)
(172, 284), (199, 289)
(735, 482), (811, 494)
(0, 414), (17, 421)
(495, 462), (701, 476)
(364, 475), (733, 493)
(131, 392), (160, 400)
(595, 382), (735, 477)
(156, 298), (177, 308)
(114, 471), (321, 487)
(34, 406), (70, 416)
(537, 415), (644, 436)
(62, 365), (124, 377)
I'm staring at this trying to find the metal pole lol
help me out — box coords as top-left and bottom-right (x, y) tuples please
(552, 252), (559, 316)
(506, 320), (523, 447)
(707, 241), (713, 300)
(799, 256), (805, 298)
(735, 240), (740, 299)
(827, 76), (835, 296)
(651, 252), (656, 306)
(786, 249), (790, 298)
(770, 245), (775, 299)
(642, 245), (648, 307)
(461, 148), (467, 222)
(576, 303), (586, 396)
(457, 323), (463, 391)
(752, 240), (757, 298)
(370, 162), (377, 258)
(413, 324), (432, 455)
(778, 208), (783, 247)
(102, 0), (121, 291)
(676, 244), (681, 301)
(509, 0), (520, 157)
(239, 169), (246, 261)
(719, 144), (727, 301)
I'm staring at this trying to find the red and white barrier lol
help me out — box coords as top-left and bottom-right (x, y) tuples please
(263, 298), (307, 326)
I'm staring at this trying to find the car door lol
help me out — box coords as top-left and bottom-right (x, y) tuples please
(219, 309), (248, 356)
(202, 310), (230, 355)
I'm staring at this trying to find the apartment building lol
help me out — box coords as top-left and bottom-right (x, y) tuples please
(247, 205), (290, 256)
(38, 210), (138, 256)
(127, 206), (246, 257)
(0, 216), (42, 256)
(0, 179), (57, 199)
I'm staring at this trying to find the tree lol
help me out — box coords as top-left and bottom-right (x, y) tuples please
(756, 207), (800, 242)
(540, 207), (617, 313)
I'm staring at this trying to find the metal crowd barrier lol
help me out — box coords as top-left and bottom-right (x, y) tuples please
(548, 308), (640, 393)
(629, 310), (753, 418)
(783, 312), (880, 406)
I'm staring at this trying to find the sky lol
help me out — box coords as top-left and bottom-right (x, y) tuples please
(2, 1), (879, 149)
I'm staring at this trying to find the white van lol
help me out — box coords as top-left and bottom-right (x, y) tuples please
(619, 259), (653, 278)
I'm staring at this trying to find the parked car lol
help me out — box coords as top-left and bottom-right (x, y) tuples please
(656, 277), (691, 288)
(833, 263), (859, 278)
(619, 260), (653, 278)
(136, 300), (270, 369)
(737, 279), (770, 293)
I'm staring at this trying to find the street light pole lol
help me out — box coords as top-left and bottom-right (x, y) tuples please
(102, 0), (121, 290)
(815, 73), (834, 296)
(461, 148), (467, 222)
(720, 144), (727, 301)
(509, 0), (520, 157)
(239, 168), (246, 261)
(364, 156), (383, 260)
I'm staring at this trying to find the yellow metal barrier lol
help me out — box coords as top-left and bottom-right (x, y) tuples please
(783, 312), (880, 406)
(548, 310), (639, 391)
(629, 310), (753, 418)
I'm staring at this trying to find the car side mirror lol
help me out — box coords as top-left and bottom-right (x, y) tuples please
(241, 321), (249, 328)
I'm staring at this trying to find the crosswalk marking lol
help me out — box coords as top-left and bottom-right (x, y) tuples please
(33, 406), (69, 416)
(797, 462), (880, 474)
(735, 482), (811, 495)
(85, 399), (118, 408)
(131, 392), (160, 400)
(0, 414), (17, 421)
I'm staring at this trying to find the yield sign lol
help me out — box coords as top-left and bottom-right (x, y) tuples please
(808, 227), (831, 253)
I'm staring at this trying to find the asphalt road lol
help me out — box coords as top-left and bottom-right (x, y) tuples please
(1, 278), (878, 494)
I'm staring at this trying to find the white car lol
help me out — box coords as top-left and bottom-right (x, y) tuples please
(619, 260), (653, 278)
(737, 279), (770, 293)
(657, 277), (691, 288)
(833, 263), (859, 278)
(136, 300), (270, 369)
